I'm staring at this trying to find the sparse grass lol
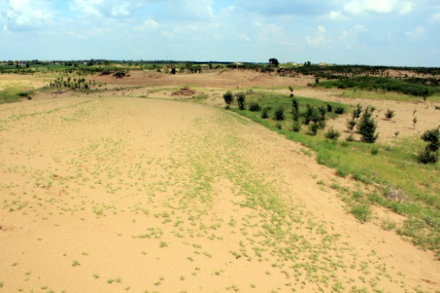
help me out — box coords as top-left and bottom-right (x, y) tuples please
(230, 93), (440, 254)
(0, 87), (33, 104)
(107, 277), (122, 284)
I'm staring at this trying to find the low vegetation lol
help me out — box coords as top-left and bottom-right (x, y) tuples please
(228, 89), (440, 257)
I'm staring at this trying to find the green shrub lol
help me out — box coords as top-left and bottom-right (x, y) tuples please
(346, 134), (355, 142)
(352, 104), (362, 119)
(351, 204), (371, 223)
(347, 119), (357, 131)
(385, 109), (395, 120)
(223, 91), (234, 109)
(292, 98), (300, 122)
(334, 107), (345, 114)
(326, 103), (333, 112)
(418, 126), (440, 164)
(308, 122), (319, 136)
(357, 106), (379, 143)
(261, 107), (271, 119)
(236, 92), (246, 110)
(292, 122), (301, 132)
(274, 108), (285, 121)
(249, 103), (261, 112)
(371, 146), (379, 155)
(325, 127), (341, 140)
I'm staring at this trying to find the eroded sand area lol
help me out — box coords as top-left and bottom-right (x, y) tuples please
(1, 96), (440, 292)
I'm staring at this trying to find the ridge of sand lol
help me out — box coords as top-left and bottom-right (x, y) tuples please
(1, 96), (439, 292)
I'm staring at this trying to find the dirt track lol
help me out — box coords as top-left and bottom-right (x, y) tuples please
(1, 96), (440, 292)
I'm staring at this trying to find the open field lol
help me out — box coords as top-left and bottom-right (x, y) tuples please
(1, 69), (440, 292)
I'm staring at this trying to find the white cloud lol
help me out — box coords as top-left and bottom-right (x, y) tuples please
(340, 24), (367, 49)
(325, 10), (348, 20)
(405, 26), (425, 37)
(431, 12), (440, 21)
(1, 0), (53, 30)
(238, 33), (250, 42)
(344, 0), (414, 14)
(135, 19), (159, 31)
(306, 25), (329, 47)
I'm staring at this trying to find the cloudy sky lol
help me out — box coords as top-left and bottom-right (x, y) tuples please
(0, 0), (439, 66)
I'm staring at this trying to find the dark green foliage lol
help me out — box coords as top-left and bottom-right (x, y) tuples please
(334, 107), (345, 114)
(304, 104), (316, 125)
(308, 122), (319, 136)
(352, 104), (362, 119)
(292, 98), (300, 122)
(249, 103), (261, 112)
(274, 108), (285, 121)
(325, 127), (341, 140)
(236, 92), (246, 110)
(326, 103), (333, 112)
(385, 109), (395, 120)
(261, 106), (271, 119)
(357, 106), (379, 143)
(371, 147), (379, 155)
(223, 91), (234, 109)
(288, 86), (294, 92)
(292, 122), (301, 132)
(318, 76), (439, 98)
(347, 119), (357, 131)
(418, 127), (440, 164)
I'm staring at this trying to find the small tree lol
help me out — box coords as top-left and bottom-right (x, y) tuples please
(223, 91), (234, 109)
(292, 98), (300, 122)
(269, 58), (279, 67)
(418, 126), (440, 164)
(274, 108), (285, 121)
(357, 106), (379, 143)
(236, 92), (246, 110)
(385, 109), (395, 120)
(261, 107), (271, 119)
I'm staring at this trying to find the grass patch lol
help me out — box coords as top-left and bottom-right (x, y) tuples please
(0, 87), (33, 104)
(229, 92), (440, 255)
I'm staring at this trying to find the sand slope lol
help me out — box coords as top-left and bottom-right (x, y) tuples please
(1, 96), (439, 292)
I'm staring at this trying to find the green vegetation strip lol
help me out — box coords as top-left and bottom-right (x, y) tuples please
(318, 76), (440, 99)
(0, 87), (32, 104)
(230, 92), (440, 257)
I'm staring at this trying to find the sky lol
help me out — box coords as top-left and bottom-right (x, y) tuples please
(0, 0), (439, 66)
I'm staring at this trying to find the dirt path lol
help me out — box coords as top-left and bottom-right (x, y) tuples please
(1, 96), (439, 292)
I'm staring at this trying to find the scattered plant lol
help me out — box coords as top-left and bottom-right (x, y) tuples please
(418, 126), (440, 164)
(249, 103), (261, 112)
(385, 109), (395, 120)
(325, 127), (341, 140)
(347, 119), (357, 131)
(334, 107), (345, 114)
(274, 108), (285, 121)
(371, 146), (379, 155)
(223, 91), (234, 109)
(236, 92), (246, 110)
(357, 106), (379, 143)
(261, 107), (271, 119)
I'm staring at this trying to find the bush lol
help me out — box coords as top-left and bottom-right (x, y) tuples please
(334, 107), (345, 114)
(326, 103), (333, 112)
(274, 108), (285, 121)
(223, 91), (234, 109)
(304, 104), (317, 125)
(249, 103), (261, 112)
(352, 104), (362, 119)
(357, 106), (379, 143)
(351, 204), (371, 223)
(347, 119), (357, 131)
(292, 122), (301, 132)
(371, 147), (379, 155)
(385, 109), (395, 120)
(308, 122), (319, 136)
(418, 126), (440, 164)
(261, 107), (271, 119)
(325, 127), (341, 140)
(292, 98), (300, 122)
(236, 92), (246, 110)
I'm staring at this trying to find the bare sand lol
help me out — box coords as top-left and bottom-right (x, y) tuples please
(1, 94), (440, 292)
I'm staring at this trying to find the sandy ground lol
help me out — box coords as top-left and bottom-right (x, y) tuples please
(1, 94), (440, 292)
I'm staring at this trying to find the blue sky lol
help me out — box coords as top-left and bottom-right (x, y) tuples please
(0, 0), (439, 66)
